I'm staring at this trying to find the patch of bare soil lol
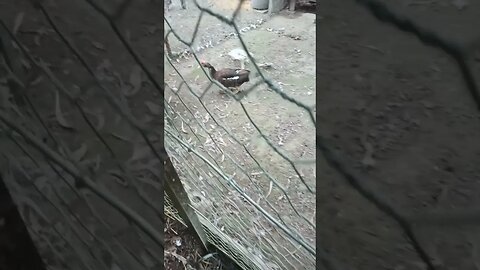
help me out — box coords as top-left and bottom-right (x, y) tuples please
(165, 1), (316, 268)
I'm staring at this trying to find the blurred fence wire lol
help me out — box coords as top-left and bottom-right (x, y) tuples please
(317, 1), (480, 270)
(164, 0), (316, 269)
(0, 0), (165, 270)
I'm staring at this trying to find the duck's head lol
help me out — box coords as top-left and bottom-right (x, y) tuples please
(200, 61), (213, 68)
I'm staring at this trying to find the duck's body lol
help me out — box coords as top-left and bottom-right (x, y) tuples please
(201, 61), (250, 93)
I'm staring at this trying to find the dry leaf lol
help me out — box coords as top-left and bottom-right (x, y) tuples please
(145, 101), (161, 115)
(165, 251), (187, 265)
(13, 12), (25, 35)
(72, 143), (88, 162)
(128, 65), (143, 96)
(107, 169), (128, 186)
(55, 90), (73, 129)
(34, 35), (41, 46)
(21, 59), (31, 70)
(110, 132), (130, 142)
(361, 141), (376, 168)
(97, 58), (112, 71)
(181, 121), (188, 133)
(277, 135), (284, 146)
(129, 144), (151, 162)
(91, 41), (106, 50)
(96, 113), (105, 130)
(30, 76), (44, 86)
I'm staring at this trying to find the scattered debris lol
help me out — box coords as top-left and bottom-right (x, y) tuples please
(258, 62), (274, 69)
(165, 216), (240, 270)
(286, 33), (302, 40)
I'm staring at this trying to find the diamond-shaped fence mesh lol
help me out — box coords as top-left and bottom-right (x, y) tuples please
(164, 0), (316, 269)
(0, 0), (317, 269)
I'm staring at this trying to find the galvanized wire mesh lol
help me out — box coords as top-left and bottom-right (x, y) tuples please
(164, 0), (316, 269)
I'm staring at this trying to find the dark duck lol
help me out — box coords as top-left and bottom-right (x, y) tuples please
(200, 61), (250, 94)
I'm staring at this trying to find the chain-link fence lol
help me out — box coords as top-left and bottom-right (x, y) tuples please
(0, 0), (165, 269)
(164, 0), (316, 269)
(0, 0), (317, 269)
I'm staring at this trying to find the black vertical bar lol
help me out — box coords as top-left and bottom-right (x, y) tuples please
(0, 175), (46, 270)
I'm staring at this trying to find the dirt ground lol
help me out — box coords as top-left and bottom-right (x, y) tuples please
(0, 0), (299, 269)
(319, 1), (480, 270)
(165, 0), (316, 269)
